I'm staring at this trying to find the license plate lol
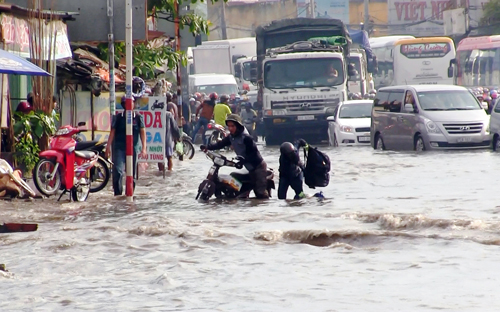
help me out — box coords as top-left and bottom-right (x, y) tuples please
(297, 115), (314, 121)
(358, 136), (370, 142)
(457, 137), (472, 143)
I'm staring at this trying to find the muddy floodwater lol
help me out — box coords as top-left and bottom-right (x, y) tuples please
(1, 145), (500, 311)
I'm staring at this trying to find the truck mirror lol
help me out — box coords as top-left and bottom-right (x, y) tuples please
(234, 64), (241, 78)
(250, 68), (257, 84)
(447, 66), (453, 78)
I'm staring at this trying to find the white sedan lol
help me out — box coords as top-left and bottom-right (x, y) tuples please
(327, 100), (373, 147)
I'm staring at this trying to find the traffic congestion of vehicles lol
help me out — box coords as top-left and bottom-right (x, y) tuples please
(185, 20), (500, 152)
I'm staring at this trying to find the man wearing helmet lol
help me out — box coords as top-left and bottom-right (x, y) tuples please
(192, 92), (217, 144)
(213, 94), (232, 127)
(202, 114), (269, 199)
(278, 140), (307, 200)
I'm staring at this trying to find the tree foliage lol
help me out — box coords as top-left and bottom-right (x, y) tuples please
(98, 0), (217, 79)
(480, 0), (500, 34)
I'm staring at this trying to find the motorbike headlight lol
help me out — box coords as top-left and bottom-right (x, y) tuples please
(424, 118), (441, 134)
(340, 125), (354, 133)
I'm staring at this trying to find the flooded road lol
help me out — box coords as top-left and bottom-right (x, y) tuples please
(1, 145), (500, 311)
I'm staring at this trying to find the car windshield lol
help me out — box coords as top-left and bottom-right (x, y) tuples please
(196, 84), (238, 95)
(264, 58), (345, 89)
(339, 103), (372, 118)
(417, 90), (482, 111)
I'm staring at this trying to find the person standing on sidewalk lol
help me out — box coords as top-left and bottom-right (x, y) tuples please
(105, 97), (147, 196)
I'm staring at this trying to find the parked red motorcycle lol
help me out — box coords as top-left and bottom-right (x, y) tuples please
(33, 123), (98, 201)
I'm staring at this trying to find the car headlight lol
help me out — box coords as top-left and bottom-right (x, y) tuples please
(424, 118), (441, 134)
(340, 125), (354, 133)
(485, 119), (490, 134)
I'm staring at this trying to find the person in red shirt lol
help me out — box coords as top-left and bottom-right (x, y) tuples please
(191, 93), (217, 145)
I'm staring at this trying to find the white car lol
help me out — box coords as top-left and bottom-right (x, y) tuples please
(327, 100), (373, 146)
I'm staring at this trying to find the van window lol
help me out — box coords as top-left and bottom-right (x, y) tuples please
(387, 90), (404, 112)
(404, 91), (418, 112)
(373, 91), (390, 111)
(494, 99), (500, 113)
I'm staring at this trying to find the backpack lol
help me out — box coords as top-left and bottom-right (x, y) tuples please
(303, 146), (331, 188)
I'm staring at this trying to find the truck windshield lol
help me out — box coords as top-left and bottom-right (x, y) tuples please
(417, 90), (482, 111)
(349, 57), (361, 81)
(196, 84), (238, 95)
(264, 58), (344, 89)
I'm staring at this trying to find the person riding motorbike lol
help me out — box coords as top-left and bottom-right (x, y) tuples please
(278, 140), (307, 200)
(192, 92), (217, 145)
(240, 102), (257, 140)
(201, 114), (269, 199)
(213, 94), (232, 127)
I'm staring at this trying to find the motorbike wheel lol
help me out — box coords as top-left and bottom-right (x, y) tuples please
(89, 158), (110, 193)
(71, 177), (90, 202)
(33, 158), (61, 197)
(183, 139), (195, 160)
(210, 131), (223, 145)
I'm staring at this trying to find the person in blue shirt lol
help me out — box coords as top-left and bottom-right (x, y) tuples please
(105, 97), (147, 196)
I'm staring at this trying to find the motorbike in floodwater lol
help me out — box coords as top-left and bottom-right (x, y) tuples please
(33, 124), (98, 201)
(75, 139), (112, 193)
(173, 132), (195, 160)
(196, 149), (275, 201)
(206, 120), (228, 145)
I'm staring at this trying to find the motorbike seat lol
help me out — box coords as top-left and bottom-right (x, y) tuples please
(75, 150), (96, 159)
(230, 172), (251, 183)
(76, 140), (101, 151)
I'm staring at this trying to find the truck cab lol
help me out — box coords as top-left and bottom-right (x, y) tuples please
(348, 49), (373, 96)
(259, 41), (348, 145)
(234, 56), (257, 92)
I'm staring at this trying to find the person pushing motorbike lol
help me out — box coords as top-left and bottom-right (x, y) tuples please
(201, 114), (269, 199)
(278, 140), (308, 200)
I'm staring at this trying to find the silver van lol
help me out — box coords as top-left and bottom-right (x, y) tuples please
(371, 85), (491, 151)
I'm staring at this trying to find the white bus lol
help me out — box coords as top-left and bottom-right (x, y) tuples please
(392, 37), (456, 86)
(370, 36), (415, 89)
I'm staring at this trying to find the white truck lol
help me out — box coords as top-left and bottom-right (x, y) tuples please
(191, 37), (257, 91)
(252, 18), (355, 145)
(234, 56), (257, 91)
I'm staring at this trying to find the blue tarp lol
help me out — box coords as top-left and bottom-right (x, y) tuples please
(0, 49), (50, 76)
(347, 28), (373, 61)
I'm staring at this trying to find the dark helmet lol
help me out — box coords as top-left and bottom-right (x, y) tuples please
(280, 142), (295, 156)
(209, 92), (218, 101)
(225, 114), (243, 128)
(220, 94), (229, 103)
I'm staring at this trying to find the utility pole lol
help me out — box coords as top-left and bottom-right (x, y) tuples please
(364, 0), (369, 33)
(125, 0), (134, 201)
(220, 1), (227, 39)
(174, 0), (182, 126)
(107, 0), (115, 117)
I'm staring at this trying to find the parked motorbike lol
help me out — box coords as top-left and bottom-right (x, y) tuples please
(75, 139), (111, 193)
(206, 120), (228, 145)
(33, 124), (98, 201)
(196, 149), (275, 201)
(173, 132), (195, 160)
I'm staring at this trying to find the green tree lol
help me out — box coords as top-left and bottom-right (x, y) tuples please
(99, 0), (220, 79)
(480, 0), (500, 34)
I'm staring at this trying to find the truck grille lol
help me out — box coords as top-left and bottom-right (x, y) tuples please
(355, 127), (370, 132)
(442, 123), (483, 134)
(271, 98), (340, 112)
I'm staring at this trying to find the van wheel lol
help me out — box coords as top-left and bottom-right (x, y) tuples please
(494, 136), (500, 151)
(375, 135), (385, 150)
(415, 135), (426, 152)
